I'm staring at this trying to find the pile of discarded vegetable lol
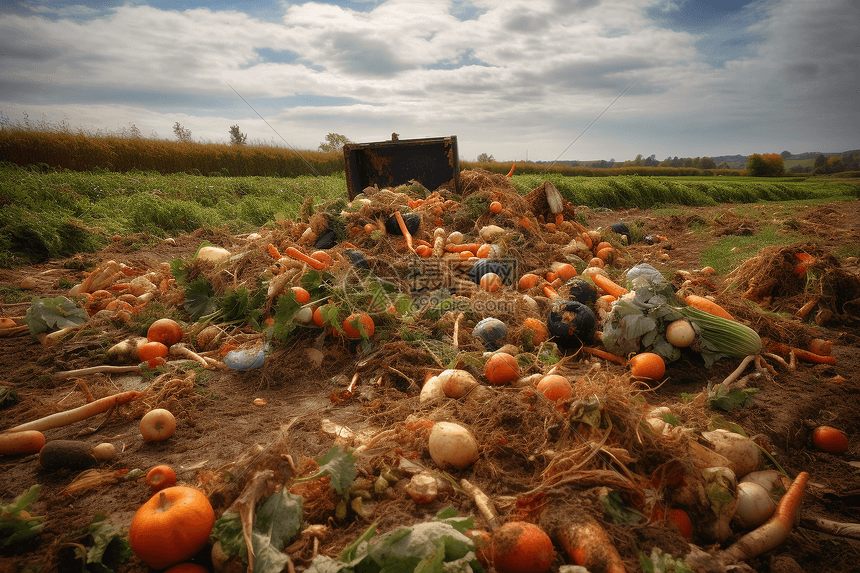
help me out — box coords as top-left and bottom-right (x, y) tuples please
(1, 170), (854, 573)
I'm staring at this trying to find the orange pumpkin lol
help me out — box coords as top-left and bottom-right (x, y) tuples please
(128, 486), (215, 569)
(147, 318), (184, 346)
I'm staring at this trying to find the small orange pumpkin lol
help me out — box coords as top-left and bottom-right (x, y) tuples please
(128, 486), (215, 569)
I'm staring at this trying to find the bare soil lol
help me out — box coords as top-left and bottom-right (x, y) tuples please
(1, 183), (859, 573)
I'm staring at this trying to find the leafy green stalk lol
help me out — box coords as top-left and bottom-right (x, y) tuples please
(1, 485), (45, 549)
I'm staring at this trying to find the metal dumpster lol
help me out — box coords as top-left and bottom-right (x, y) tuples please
(343, 135), (459, 200)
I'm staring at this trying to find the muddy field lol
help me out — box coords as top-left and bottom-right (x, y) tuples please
(1, 174), (859, 573)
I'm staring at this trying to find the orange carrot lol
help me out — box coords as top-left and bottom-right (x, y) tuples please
(267, 243), (281, 260)
(724, 472), (809, 562)
(590, 273), (629, 298)
(518, 217), (532, 231)
(582, 347), (628, 365)
(343, 241), (359, 250)
(445, 243), (481, 254)
(685, 295), (734, 321)
(5, 390), (142, 433)
(414, 239), (432, 248)
(553, 517), (627, 573)
(284, 247), (326, 270)
(0, 430), (46, 455)
(394, 211), (417, 255)
(768, 342), (836, 365)
(505, 163), (516, 177)
(555, 213), (563, 225)
(543, 285), (560, 300)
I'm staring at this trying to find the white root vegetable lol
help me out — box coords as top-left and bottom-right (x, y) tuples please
(92, 442), (117, 461)
(106, 336), (148, 364)
(701, 429), (760, 478)
(461, 478), (502, 531)
(52, 365), (142, 381)
(666, 319), (695, 347)
(698, 466), (739, 542)
(419, 375), (445, 403)
(169, 343), (211, 368)
(197, 246), (232, 263)
(733, 481), (775, 529)
(687, 440), (732, 469)
(428, 422), (479, 470)
(740, 470), (791, 494)
(6, 390), (141, 433)
(437, 369), (479, 399)
(724, 472), (809, 562)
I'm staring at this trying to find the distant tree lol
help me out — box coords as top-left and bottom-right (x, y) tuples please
(476, 153), (495, 162)
(229, 125), (247, 146)
(814, 154), (828, 169)
(746, 153), (784, 177)
(780, 150), (792, 159)
(318, 132), (352, 152)
(699, 157), (717, 169)
(173, 122), (192, 142)
(124, 123), (142, 139)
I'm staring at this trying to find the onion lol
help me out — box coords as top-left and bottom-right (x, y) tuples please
(733, 481), (775, 529)
(666, 319), (695, 347)
(428, 422), (479, 469)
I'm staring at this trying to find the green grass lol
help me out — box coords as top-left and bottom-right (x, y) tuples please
(700, 224), (818, 274)
(1, 162), (857, 268)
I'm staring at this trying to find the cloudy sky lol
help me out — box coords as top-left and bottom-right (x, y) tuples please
(1, 0), (857, 162)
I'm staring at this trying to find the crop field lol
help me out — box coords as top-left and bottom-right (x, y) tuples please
(1, 162), (855, 268)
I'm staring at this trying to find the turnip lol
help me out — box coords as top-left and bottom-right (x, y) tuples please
(740, 470), (791, 496)
(419, 374), (445, 403)
(701, 429), (760, 478)
(698, 466), (739, 542)
(733, 481), (775, 530)
(106, 336), (149, 364)
(197, 245), (231, 263)
(665, 319), (695, 347)
(724, 472), (809, 562)
(428, 421), (479, 470)
(437, 369), (479, 398)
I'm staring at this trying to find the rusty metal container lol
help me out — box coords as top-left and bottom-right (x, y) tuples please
(343, 136), (459, 200)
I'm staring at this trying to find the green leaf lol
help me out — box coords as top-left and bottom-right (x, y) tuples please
(708, 414), (748, 436)
(218, 286), (266, 323)
(292, 446), (357, 496)
(250, 490), (303, 573)
(80, 513), (134, 573)
(183, 277), (216, 321)
(169, 257), (190, 285)
(271, 290), (301, 342)
(706, 384), (758, 411)
(24, 296), (89, 335)
(600, 490), (644, 524)
(308, 510), (481, 573)
(0, 485), (45, 549)
(639, 547), (694, 573)
(211, 512), (247, 560)
(209, 491), (303, 573)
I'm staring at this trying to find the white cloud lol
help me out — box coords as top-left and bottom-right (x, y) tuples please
(1, 0), (857, 160)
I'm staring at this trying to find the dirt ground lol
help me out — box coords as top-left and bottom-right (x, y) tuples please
(1, 179), (859, 573)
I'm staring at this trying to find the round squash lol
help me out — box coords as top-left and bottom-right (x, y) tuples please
(128, 486), (215, 569)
